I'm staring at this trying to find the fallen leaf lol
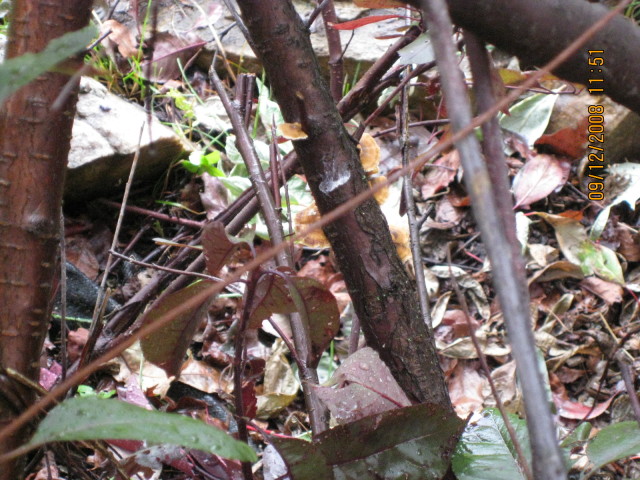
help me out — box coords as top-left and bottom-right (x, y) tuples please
(420, 150), (460, 199)
(534, 117), (589, 159)
(448, 362), (487, 418)
(512, 153), (571, 208)
(580, 276), (624, 304)
(100, 19), (138, 60)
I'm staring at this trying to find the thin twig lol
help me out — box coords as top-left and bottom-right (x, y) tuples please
(108, 250), (243, 295)
(98, 199), (205, 229)
(320, 0), (344, 101)
(233, 271), (258, 480)
(59, 209), (68, 380)
(399, 66), (431, 325)
(79, 124), (145, 370)
(447, 248), (533, 480)
(209, 66), (327, 434)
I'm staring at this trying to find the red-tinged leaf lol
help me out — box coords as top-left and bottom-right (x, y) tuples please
(329, 14), (401, 30)
(271, 403), (465, 479)
(554, 392), (614, 420)
(579, 276), (624, 304)
(141, 280), (215, 376)
(420, 150), (460, 199)
(534, 117), (589, 159)
(242, 381), (258, 419)
(512, 154), (570, 209)
(314, 347), (411, 424)
(353, 0), (407, 7)
(249, 274), (340, 368)
(202, 221), (251, 276)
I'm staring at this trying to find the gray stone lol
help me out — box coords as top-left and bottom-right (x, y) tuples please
(106, 0), (405, 80)
(66, 77), (191, 201)
(546, 88), (640, 165)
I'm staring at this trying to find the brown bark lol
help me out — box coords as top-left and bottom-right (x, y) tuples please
(236, 0), (453, 411)
(0, 1), (92, 477)
(430, 0), (640, 114)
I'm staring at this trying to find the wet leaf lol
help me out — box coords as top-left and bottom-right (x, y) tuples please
(141, 33), (206, 83)
(452, 408), (531, 480)
(100, 19), (138, 59)
(257, 340), (299, 418)
(24, 397), (257, 462)
(536, 213), (624, 284)
(420, 150), (460, 199)
(397, 32), (435, 66)
(448, 363), (488, 419)
(554, 393), (613, 420)
(272, 403), (465, 479)
(141, 280), (215, 376)
(314, 347), (411, 424)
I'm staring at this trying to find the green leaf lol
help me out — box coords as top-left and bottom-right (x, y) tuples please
(26, 397), (257, 462)
(0, 24), (97, 106)
(585, 421), (640, 476)
(452, 408), (531, 480)
(397, 33), (435, 66)
(256, 78), (285, 138)
(499, 93), (557, 146)
(576, 241), (624, 284)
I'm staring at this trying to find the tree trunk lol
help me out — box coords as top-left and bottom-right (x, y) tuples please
(426, 0), (640, 115)
(0, 1), (92, 477)
(236, 0), (454, 411)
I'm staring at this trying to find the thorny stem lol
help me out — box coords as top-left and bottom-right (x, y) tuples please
(233, 271), (258, 480)
(0, 3), (625, 456)
(209, 67), (327, 434)
(79, 124), (144, 370)
(319, 0), (344, 101)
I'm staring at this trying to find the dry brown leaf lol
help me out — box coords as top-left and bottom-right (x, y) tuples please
(100, 19), (138, 60)
(580, 276), (624, 305)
